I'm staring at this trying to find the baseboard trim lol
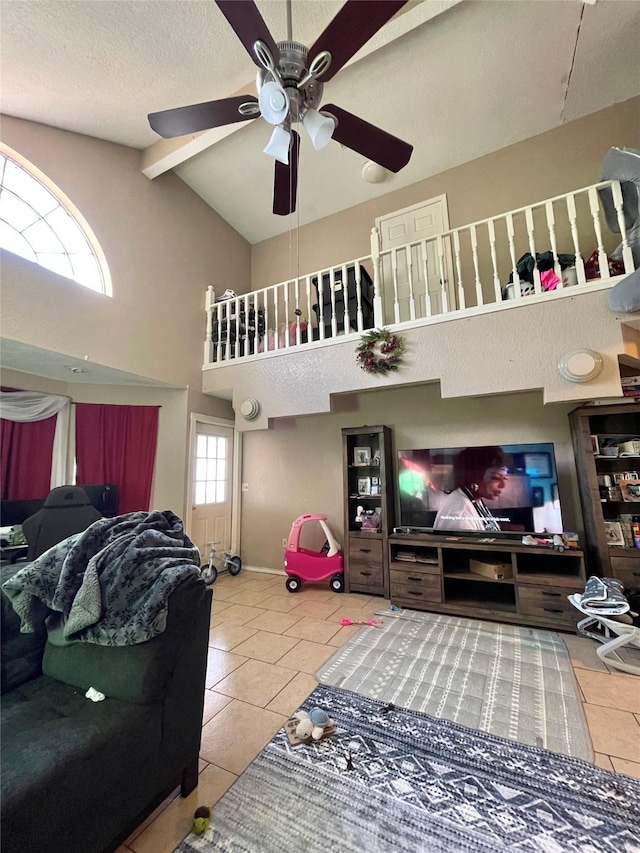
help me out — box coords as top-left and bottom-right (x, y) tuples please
(243, 566), (286, 576)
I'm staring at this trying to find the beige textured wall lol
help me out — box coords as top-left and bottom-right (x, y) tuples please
(240, 386), (581, 572)
(204, 289), (626, 430)
(0, 368), (188, 514)
(0, 115), (252, 515)
(251, 97), (640, 291)
(0, 115), (249, 418)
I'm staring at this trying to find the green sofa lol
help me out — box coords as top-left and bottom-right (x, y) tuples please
(1, 564), (212, 853)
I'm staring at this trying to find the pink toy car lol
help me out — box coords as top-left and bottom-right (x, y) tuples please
(283, 514), (344, 593)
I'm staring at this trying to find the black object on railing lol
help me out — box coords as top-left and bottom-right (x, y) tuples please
(311, 264), (374, 338)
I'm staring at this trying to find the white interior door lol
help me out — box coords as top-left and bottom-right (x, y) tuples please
(376, 195), (455, 320)
(190, 421), (234, 561)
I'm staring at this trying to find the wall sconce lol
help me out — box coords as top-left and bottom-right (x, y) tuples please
(557, 349), (604, 383)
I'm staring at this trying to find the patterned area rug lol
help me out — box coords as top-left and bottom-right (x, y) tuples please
(175, 684), (639, 853)
(315, 609), (592, 760)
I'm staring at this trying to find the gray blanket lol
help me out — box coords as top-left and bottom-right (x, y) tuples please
(2, 510), (200, 646)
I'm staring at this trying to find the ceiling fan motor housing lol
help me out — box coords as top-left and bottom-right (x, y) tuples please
(256, 41), (324, 120)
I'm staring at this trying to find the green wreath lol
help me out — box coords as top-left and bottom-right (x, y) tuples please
(355, 328), (405, 375)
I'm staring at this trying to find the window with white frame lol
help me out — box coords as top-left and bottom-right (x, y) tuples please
(194, 434), (228, 505)
(0, 145), (111, 295)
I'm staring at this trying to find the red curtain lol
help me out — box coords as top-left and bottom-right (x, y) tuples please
(0, 416), (57, 500)
(75, 404), (159, 514)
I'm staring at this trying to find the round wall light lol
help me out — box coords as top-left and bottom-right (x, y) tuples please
(362, 161), (388, 184)
(557, 349), (604, 383)
(239, 397), (261, 420)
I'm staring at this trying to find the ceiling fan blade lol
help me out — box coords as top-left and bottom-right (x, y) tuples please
(308, 0), (409, 82)
(273, 130), (300, 216)
(322, 104), (413, 173)
(215, 0), (280, 69)
(148, 96), (259, 138)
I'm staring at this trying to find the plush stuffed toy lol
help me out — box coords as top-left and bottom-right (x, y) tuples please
(295, 707), (334, 741)
(192, 805), (211, 835)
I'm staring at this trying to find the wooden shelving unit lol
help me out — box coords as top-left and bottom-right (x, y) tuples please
(342, 425), (393, 597)
(569, 402), (640, 585)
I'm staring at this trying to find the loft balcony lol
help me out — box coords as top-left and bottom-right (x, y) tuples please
(202, 181), (638, 426)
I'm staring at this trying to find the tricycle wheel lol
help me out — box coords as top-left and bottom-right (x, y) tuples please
(330, 573), (344, 593)
(228, 556), (242, 576)
(201, 564), (218, 585)
(286, 576), (302, 593)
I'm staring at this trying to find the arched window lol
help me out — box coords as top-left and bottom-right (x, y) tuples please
(0, 144), (111, 295)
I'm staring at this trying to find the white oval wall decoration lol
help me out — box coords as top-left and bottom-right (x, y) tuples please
(557, 349), (604, 383)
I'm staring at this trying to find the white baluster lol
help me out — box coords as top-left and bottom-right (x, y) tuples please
(436, 234), (448, 314)
(216, 302), (229, 361)
(317, 271), (326, 341)
(283, 280), (291, 348)
(419, 240), (432, 318)
(470, 224), (483, 306)
(370, 227), (384, 327)
(341, 264), (350, 332)
(505, 214), (521, 299)
(391, 248), (400, 324)
(274, 285), (280, 349)
(487, 219), (501, 304)
(612, 180), (635, 273)
(525, 207), (542, 295)
(304, 275), (313, 341)
(406, 245), (416, 320)
(545, 201), (561, 286)
(354, 263), (363, 331)
(229, 296), (242, 358)
(293, 278), (301, 346)
(453, 230), (465, 310)
(204, 285), (215, 363)
(588, 187), (608, 279)
(565, 193), (586, 285)
(329, 267), (338, 338)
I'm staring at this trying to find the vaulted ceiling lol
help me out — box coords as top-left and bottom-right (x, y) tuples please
(1, 0), (639, 245)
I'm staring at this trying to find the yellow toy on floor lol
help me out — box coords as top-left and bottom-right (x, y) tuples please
(192, 805), (211, 835)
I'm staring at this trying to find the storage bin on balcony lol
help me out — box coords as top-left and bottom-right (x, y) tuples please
(312, 265), (374, 337)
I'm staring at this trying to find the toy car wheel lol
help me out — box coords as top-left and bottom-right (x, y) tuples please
(201, 565), (217, 585)
(228, 556), (242, 576)
(330, 574), (344, 593)
(286, 576), (302, 593)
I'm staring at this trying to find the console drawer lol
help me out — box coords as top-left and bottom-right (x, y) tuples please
(349, 563), (384, 588)
(349, 539), (383, 563)
(390, 568), (441, 587)
(609, 555), (640, 590)
(391, 573), (442, 603)
(518, 584), (580, 623)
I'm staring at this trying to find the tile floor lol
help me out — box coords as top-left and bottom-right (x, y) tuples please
(118, 570), (640, 853)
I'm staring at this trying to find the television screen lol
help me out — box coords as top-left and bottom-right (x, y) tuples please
(397, 443), (563, 535)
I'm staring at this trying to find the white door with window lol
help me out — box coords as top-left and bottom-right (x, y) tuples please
(190, 421), (234, 562)
(376, 195), (455, 321)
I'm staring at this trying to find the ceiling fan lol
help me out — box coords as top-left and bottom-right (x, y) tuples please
(148, 0), (414, 216)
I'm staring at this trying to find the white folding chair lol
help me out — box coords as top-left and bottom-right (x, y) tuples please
(568, 593), (640, 676)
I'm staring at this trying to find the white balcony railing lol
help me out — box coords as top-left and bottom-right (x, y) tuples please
(204, 180), (636, 366)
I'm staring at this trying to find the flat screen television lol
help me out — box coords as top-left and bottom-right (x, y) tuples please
(397, 443), (563, 536)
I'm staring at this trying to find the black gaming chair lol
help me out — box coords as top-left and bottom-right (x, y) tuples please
(22, 486), (102, 561)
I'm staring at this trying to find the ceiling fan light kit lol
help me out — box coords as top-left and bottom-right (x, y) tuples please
(258, 81), (290, 125)
(264, 125), (292, 166)
(302, 109), (336, 151)
(148, 0), (413, 215)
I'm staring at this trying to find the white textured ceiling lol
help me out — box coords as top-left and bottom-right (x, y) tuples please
(1, 0), (639, 246)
